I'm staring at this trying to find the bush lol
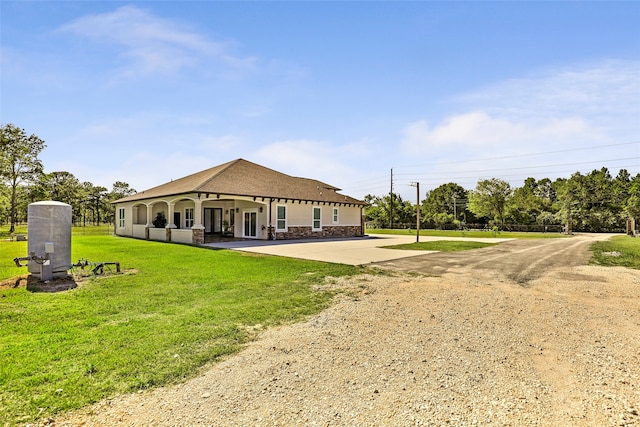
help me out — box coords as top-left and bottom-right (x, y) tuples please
(152, 212), (167, 228)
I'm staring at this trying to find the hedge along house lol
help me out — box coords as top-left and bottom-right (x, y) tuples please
(112, 159), (366, 245)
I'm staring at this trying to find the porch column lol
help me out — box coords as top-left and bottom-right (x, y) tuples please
(167, 202), (177, 228)
(146, 204), (153, 226)
(191, 199), (205, 245)
(145, 204), (153, 239)
(193, 199), (203, 227)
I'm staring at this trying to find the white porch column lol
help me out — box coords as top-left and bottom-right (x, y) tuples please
(193, 199), (203, 228)
(146, 204), (153, 226)
(167, 202), (177, 228)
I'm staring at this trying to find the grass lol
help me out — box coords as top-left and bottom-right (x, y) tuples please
(366, 228), (566, 239)
(0, 230), (362, 425)
(382, 240), (497, 252)
(590, 235), (640, 269)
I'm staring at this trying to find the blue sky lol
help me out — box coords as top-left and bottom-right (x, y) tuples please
(2, 1), (639, 201)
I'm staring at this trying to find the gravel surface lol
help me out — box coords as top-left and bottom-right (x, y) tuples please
(48, 235), (640, 427)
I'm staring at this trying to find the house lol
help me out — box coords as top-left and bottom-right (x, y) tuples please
(112, 159), (366, 245)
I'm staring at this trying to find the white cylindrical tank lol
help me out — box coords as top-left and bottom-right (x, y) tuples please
(27, 201), (72, 279)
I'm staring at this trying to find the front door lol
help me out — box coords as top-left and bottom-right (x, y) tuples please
(173, 212), (181, 229)
(243, 210), (257, 238)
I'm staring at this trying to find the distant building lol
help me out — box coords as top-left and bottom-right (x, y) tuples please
(112, 158), (365, 244)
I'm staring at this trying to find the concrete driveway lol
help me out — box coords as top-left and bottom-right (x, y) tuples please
(203, 233), (513, 265)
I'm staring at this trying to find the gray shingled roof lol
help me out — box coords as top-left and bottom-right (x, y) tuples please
(113, 158), (365, 205)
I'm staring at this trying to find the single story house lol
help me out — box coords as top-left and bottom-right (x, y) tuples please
(112, 158), (366, 245)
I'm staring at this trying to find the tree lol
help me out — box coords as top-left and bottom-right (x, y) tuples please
(421, 182), (469, 227)
(624, 174), (640, 225)
(105, 181), (136, 224)
(110, 181), (136, 201)
(507, 177), (554, 225)
(87, 186), (108, 225)
(554, 168), (626, 233)
(468, 178), (512, 224)
(364, 193), (415, 228)
(0, 124), (46, 232)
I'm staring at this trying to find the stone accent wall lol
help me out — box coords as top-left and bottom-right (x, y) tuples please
(192, 228), (204, 245)
(275, 225), (362, 240)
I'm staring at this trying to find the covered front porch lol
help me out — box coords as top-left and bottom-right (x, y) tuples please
(128, 193), (273, 245)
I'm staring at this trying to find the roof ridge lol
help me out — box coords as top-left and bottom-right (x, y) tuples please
(195, 158), (243, 190)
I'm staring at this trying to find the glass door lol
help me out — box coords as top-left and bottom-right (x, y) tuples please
(243, 211), (257, 238)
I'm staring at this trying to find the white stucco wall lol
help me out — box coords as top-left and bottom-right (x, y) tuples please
(170, 229), (193, 244)
(148, 227), (166, 241)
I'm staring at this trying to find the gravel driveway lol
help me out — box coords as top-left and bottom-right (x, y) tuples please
(51, 234), (640, 426)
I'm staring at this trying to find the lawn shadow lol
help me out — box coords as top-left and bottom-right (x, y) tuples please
(0, 274), (78, 293)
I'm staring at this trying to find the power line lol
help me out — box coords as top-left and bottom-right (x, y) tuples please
(398, 140), (640, 169)
(346, 163), (640, 196)
(346, 140), (640, 187)
(394, 157), (640, 177)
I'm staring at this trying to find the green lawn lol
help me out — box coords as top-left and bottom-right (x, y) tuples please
(366, 228), (566, 239)
(382, 240), (497, 252)
(590, 235), (640, 269)
(0, 232), (361, 425)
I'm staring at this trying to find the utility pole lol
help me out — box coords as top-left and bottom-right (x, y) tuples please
(452, 195), (457, 221)
(410, 182), (420, 242)
(389, 168), (394, 229)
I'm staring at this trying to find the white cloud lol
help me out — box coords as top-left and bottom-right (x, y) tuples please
(402, 59), (638, 157)
(402, 112), (597, 154)
(459, 59), (640, 126)
(254, 140), (359, 187)
(58, 5), (256, 78)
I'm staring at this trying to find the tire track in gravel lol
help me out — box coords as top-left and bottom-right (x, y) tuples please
(371, 234), (613, 286)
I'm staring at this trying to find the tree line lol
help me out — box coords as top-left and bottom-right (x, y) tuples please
(1, 124), (136, 232)
(365, 170), (640, 233)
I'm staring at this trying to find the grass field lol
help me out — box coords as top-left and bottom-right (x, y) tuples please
(366, 228), (566, 239)
(0, 230), (362, 425)
(590, 235), (640, 269)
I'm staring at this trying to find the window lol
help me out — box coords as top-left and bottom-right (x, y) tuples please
(312, 206), (321, 231)
(276, 205), (287, 231)
(332, 207), (339, 223)
(185, 208), (194, 228)
(118, 208), (125, 228)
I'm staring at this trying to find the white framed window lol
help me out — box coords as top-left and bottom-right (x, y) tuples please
(276, 205), (287, 231)
(312, 206), (321, 231)
(185, 208), (194, 228)
(118, 208), (125, 228)
(332, 207), (339, 224)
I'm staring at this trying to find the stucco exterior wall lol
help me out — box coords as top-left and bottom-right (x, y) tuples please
(132, 224), (147, 239)
(114, 194), (363, 242)
(148, 227), (167, 241)
(170, 229), (193, 244)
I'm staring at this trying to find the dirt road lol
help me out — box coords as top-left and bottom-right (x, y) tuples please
(51, 234), (640, 427)
(372, 233), (604, 284)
